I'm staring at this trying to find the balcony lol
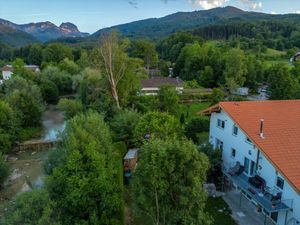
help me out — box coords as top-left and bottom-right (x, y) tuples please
(223, 164), (292, 213)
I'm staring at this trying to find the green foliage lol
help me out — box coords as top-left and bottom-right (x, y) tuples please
(79, 68), (115, 116)
(42, 43), (73, 63)
(185, 117), (209, 143)
(46, 112), (124, 225)
(211, 88), (225, 105)
(130, 39), (159, 69)
(39, 79), (59, 104)
(4, 76), (44, 127)
(134, 111), (182, 145)
(2, 189), (59, 225)
(0, 153), (9, 187)
(58, 58), (80, 75)
(157, 84), (180, 115)
(110, 110), (141, 147)
(18, 127), (42, 142)
(223, 48), (247, 91)
(132, 138), (211, 225)
(199, 66), (214, 88)
(27, 44), (43, 65)
(57, 98), (84, 120)
(41, 66), (73, 95)
(0, 101), (19, 153)
(199, 143), (222, 187)
(268, 64), (300, 100)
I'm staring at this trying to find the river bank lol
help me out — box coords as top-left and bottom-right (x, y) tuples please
(0, 105), (65, 204)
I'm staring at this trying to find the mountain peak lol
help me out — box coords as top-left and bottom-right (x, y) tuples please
(59, 22), (80, 34)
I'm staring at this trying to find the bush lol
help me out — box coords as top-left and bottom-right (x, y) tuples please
(57, 98), (84, 119)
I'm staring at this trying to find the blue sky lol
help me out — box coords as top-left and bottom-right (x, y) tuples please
(0, 0), (300, 33)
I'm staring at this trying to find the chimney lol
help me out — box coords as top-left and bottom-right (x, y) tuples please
(260, 119), (265, 139)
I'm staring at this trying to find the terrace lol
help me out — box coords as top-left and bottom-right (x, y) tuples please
(222, 163), (293, 224)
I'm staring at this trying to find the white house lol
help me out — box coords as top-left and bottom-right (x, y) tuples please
(202, 100), (300, 225)
(140, 76), (184, 96)
(1, 65), (14, 80)
(0, 65), (40, 83)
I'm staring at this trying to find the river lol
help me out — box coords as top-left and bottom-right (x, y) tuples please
(0, 105), (65, 203)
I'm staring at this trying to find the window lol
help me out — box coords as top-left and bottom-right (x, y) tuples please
(233, 125), (238, 136)
(217, 119), (225, 129)
(216, 139), (223, 151)
(231, 148), (236, 158)
(276, 177), (284, 190)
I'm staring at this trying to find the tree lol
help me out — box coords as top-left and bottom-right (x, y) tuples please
(132, 138), (211, 225)
(41, 66), (73, 95)
(210, 88), (225, 105)
(130, 39), (159, 72)
(99, 31), (128, 109)
(0, 101), (19, 153)
(223, 49), (247, 91)
(268, 64), (300, 100)
(79, 68), (115, 117)
(39, 79), (59, 104)
(185, 117), (209, 143)
(59, 58), (80, 75)
(199, 66), (214, 88)
(46, 112), (124, 225)
(199, 143), (222, 186)
(157, 85), (179, 115)
(57, 98), (84, 119)
(134, 111), (182, 145)
(2, 189), (59, 225)
(27, 44), (43, 66)
(110, 110), (141, 147)
(42, 43), (73, 63)
(4, 77), (44, 127)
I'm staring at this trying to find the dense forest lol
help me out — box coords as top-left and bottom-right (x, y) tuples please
(0, 14), (300, 224)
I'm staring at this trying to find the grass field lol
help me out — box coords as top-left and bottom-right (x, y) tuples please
(178, 102), (211, 122)
(205, 197), (237, 225)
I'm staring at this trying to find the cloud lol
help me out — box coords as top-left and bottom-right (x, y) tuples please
(128, 0), (138, 9)
(296, 10), (300, 14)
(239, 0), (262, 10)
(187, 0), (228, 10)
(162, 0), (263, 10)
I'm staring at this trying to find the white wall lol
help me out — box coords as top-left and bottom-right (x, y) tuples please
(2, 71), (13, 80)
(209, 109), (300, 224)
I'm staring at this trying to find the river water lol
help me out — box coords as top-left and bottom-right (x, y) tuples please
(0, 105), (65, 202)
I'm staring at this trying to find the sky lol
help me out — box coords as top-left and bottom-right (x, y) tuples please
(0, 0), (300, 34)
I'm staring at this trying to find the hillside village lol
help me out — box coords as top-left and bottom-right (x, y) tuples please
(1, 2), (300, 225)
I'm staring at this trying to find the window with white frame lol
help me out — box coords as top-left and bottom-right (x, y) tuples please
(245, 136), (252, 144)
(217, 119), (225, 129)
(233, 125), (238, 136)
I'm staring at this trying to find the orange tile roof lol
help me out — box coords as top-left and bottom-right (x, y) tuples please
(218, 100), (300, 193)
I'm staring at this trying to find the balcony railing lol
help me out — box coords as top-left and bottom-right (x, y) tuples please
(222, 162), (293, 213)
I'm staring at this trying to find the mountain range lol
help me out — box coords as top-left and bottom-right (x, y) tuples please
(0, 19), (89, 46)
(1, 6), (300, 47)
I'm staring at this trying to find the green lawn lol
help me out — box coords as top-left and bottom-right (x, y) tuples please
(178, 102), (211, 122)
(206, 197), (237, 225)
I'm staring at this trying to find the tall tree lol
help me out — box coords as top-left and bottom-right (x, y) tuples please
(132, 138), (211, 225)
(99, 31), (127, 109)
